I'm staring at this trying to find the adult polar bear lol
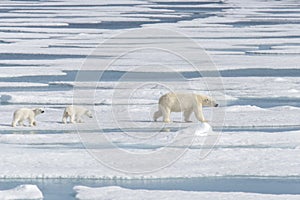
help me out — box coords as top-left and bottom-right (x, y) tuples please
(12, 108), (44, 127)
(62, 105), (93, 124)
(153, 92), (218, 123)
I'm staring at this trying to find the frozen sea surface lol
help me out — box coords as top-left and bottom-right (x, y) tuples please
(0, 0), (300, 199)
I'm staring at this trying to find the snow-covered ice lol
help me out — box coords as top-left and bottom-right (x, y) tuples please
(0, 127), (299, 179)
(0, 185), (43, 200)
(74, 186), (300, 200)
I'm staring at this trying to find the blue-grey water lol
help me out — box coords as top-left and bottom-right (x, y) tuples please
(0, 177), (300, 200)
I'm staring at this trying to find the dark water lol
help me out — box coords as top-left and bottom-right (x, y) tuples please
(1, 68), (300, 84)
(0, 177), (299, 200)
(229, 97), (300, 108)
(2, 124), (300, 135)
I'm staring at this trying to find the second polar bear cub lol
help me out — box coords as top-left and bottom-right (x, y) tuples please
(12, 108), (45, 127)
(62, 105), (93, 124)
(153, 92), (218, 123)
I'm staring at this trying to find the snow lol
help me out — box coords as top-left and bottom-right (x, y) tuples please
(0, 185), (43, 200)
(193, 123), (212, 136)
(0, 67), (66, 78)
(0, 127), (299, 178)
(74, 186), (300, 200)
(225, 105), (265, 112)
(0, 82), (47, 87)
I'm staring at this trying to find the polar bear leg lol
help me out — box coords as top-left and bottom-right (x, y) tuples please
(18, 120), (24, 126)
(183, 109), (192, 122)
(62, 116), (67, 124)
(153, 109), (162, 122)
(29, 116), (36, 127)
(70, 115), (76, 124)
(193, 105), (207, 122)
(161, 106), (171, 123)
(76, 116), (83, 123)
(62, 112), (68, 124)
(12, 118), (19, 127)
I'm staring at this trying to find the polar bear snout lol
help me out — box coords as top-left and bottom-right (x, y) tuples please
(209, 100), (219, 108)
(34, 108), (45, 115)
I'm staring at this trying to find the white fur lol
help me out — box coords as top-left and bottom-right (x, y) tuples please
(62, 105), (92, 124)
(153, 92), (218, 123)
(12, 108), (44, 127)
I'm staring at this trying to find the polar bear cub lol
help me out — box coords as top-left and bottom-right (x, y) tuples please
(12, 108), (45, 127)
(153, 92), (218, 123)
(62, 105), (93, 124)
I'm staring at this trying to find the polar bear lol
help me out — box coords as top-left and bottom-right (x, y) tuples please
(12, 108), (45, 127)
(153, 92), (218, 123)
(62, 105), (93, 124)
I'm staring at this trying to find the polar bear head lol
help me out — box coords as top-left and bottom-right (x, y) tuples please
(85, 110), (93, 118)
(33, 108), (45, 115)
(198, 95), (218, 107)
